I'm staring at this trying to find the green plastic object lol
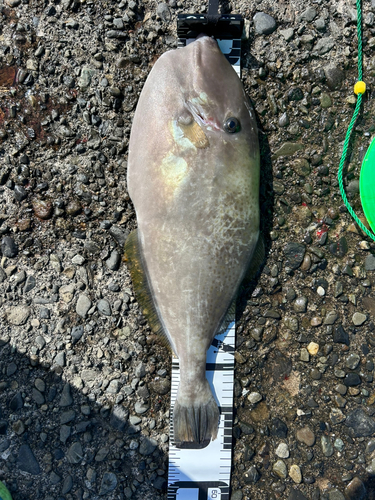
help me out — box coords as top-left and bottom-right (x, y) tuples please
(0, 481), (13, 500)
(360, 137), (375, 234)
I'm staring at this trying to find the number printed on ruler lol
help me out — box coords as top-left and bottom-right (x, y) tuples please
(208, 488), (221, 500)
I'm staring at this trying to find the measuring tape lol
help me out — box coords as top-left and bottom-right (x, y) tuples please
(167, 317), (235, 500)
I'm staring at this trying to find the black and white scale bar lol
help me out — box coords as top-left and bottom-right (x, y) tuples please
(167, 316), (235, 500)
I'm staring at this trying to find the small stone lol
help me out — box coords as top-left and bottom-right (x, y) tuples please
(320, 92), (332, 108)
(6, 306), (30, 326)
(296, 426), (315, 446)
(324, 311), (338, 325)
(66, 200), (82, 216)
(287, 489), (308, 500)
(293, 296), (308, 313)
(317, 286), (325, 296)
(59, 383), (73, 407)
(345, 408), (375, 437)
(99, 472), (117, 496)
(61, 475), (73, 495)
(71, 325), (84, 345)
(330, 408), (346, 425)
(365, 254), (375, 271)
(54, 351), (66, 367)
(135, 401), (149, 414)
(314, 37), (335, 55)
(76, 295), (92, 318)
(333, 325), (350, 346)
(352, 312), (367, 326)
(275, 442), (289, 458)
(307, 342), (319, 356)
(334, 438), (345, 451)
(284, 242), (306, 270)
(18, 444), (41, 475)
(345, 354), (360, 370)
(248, 392), (262, 404)
(72, 254), (85, 265)
(97, 298), (114, 318)
(300, 348), (309, 362)
(244, 465), (260, 484)
(253, 12), (277, 35)
(273, 460), (287, 479)
(106, 250), (121, 271)
(321, 435), (334, 456)
(344, 373), (361, 386)
(32, 199), (53, 220)
(344, 477), (367, 500)
(289, 464), (302, 484)
(328, 490), (345, 500)
(1, 236), (18, 258)
(66, 442), (83, 464)
(24, 275), (36, 293)
(139, 437), (157, 455)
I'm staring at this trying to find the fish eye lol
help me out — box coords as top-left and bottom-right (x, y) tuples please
(223, 117), (241, 134)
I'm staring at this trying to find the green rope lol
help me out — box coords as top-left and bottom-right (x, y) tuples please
(337, 0), (375, 241)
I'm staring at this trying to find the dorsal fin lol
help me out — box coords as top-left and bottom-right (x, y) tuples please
(124, 229), (171, 351)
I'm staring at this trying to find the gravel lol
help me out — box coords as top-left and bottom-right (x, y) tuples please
(1, 0), (375, 499)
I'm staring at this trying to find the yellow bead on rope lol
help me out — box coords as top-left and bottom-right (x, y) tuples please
(354, 80), (366, 95)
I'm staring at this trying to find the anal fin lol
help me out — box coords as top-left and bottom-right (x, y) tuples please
(124, 229), (171, 350)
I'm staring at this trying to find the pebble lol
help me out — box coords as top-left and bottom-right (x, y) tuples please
(307, 342), (319, 356)
(344, 373), (361, 386)
(1, 236), (18, 258)
(253, 12), (277, 35)
(66, 442), (83, 464)
(135, 401), (149, 414)
(139, 437), (157, 456)
(243, 466), (260, 484)
(293, 296), (307, 313)
(352, 312), (366, 326)
(328, 490), (345, 500)
(275, 442), (289, 458)
(296, 426), (315, 446)
(273, 460), (287, 479)
(345, 354), (360, 370)
(99, 472), (117, 495)
(345, 408), (375, 437)
(321, 435), (334, 456)
(365, 254), (375, 271)
(18, 444), (41, 475)
(330, 408), (346, 425)
(106, 249), (121, 270)
(97, 298), (112, 316)
(289, 464), (302, 484)
(333, 325), (349, 346)
(288, 489), (308, 500)
(344, 477), (367, 500)
(324, 311), (338, 325)
(76, 294), (92, 318)
(284, 242), (306, 270)
(6, 306), (30, 326)
(248, 392), (262, 404)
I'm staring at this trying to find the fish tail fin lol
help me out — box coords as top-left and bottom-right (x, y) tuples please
(172, 380), (219, 445)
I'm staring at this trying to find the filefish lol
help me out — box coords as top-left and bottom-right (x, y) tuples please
(125, 36), (260, 445)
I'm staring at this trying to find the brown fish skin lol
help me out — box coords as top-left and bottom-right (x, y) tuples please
(127, 36), (260, 444)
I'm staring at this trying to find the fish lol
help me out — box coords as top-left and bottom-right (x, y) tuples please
(125, 35), (260, 445)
